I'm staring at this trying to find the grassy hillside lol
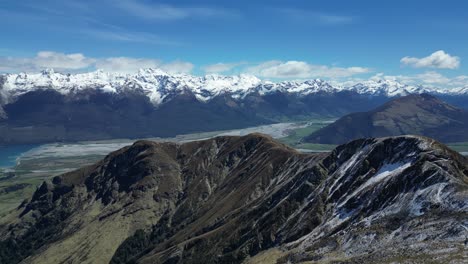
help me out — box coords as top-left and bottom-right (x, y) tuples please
(447, 142), (468, 153)
(278, 120), (336, 151)
(280, 120), (468, 155)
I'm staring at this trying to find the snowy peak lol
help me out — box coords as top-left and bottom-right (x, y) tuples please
(276, 78), (338, 94)
(348, 79), (431, 96)
(0, 69), (467, 105)
(137, 68), (168, 76)
(41, 68), (55, 75)
(0, 69), (266, 104)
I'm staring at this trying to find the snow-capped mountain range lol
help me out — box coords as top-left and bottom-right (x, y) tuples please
(1, 68), (466, 105)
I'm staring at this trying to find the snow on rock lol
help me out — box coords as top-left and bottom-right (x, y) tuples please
(348, 79), (431, 96)
(337, 161), (413, 208)
(362, 162), (412, 190)
(0, 69), (264, 105)
(1, 69), (467, 105)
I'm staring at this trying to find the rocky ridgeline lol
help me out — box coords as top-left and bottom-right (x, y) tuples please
(0, 134), (466, 263)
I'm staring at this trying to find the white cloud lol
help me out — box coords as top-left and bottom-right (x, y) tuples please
(203, 62), (246, 73)
(274, 8), (355, 25)
(95, 57), (161, 73)
(113, 0), (235, 20)
(451, 75), (468, 87)
(160, 61), (194, 74)
(2, 52), (466, 90)
(366, 71), (468, 88)
(0, 51), (193, 74)
(0, 51), (95, 72)
(413, 71), (450, 84)
(34, 51), (95, 70)
(244, 60), (370, 79)
(330, 71), (468, 89)
(400, 50), (460, 69)
(2, 2), (181, 46)
(82, 29), (180, 45)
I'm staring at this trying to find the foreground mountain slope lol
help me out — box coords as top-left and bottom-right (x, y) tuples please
(0, 134), (467, 264)
(305, 94), (468, 144)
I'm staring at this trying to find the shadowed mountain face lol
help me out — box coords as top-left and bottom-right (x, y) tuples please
(0, 89), (268, 144)
(304, 94), (468, 144)
(0, 90), (271, 144)
(0, 134), (467, 264)
(0, 89), (389, 145)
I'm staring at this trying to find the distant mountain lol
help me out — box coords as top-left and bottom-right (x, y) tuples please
(0, 89), (270, 144)
(0, 134), (466, 263)
(1, 69), (468, 145)
(2, 69), (467, 105)
(305, 94), (468, 144)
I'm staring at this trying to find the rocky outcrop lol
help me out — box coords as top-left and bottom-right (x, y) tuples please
(0, 134), (466, 264)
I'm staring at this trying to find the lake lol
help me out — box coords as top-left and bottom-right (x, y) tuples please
(0, 144), (41, 168)
(0, 122), (309, 170)
(6, 122), (464, 170)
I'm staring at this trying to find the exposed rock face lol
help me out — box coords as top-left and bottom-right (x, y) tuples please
(305, 94), (468, 144)
(0, 134), (466, 264)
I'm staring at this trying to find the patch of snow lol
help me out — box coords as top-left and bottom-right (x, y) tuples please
(337, 161), (412, 208)
(365, 162), (412, 190)
(329, 145), (371, 195)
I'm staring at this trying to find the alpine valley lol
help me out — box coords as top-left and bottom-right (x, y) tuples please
(1, 69), (468, 145)
(3, 1), (468, 264)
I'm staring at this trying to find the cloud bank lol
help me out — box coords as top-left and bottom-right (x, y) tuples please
(245, 60), (370, 78)
(401, 50), (460, 69)
(203, 62), (246, 73)
(1, 51), (466, 89)
(0, 51), (193, 74)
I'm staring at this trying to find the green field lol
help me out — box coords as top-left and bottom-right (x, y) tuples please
(279, 121), (468, 155)
(278, 120), (336, 151)
(0, 176), (45, 217)
(446, 142), (468, 153)
(0, 154), (105, 217)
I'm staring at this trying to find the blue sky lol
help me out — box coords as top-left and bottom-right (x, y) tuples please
(0, 0), (467, 87)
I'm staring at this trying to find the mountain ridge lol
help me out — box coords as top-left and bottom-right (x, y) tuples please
(0, 134), (466, 264)
(2, 68), (467, 106)
(1, 70), (468, 145)
(304, 93), (468, 144)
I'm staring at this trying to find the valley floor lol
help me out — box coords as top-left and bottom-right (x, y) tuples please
(1, 119), (467, 217)
(0, 121), (318, 216)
